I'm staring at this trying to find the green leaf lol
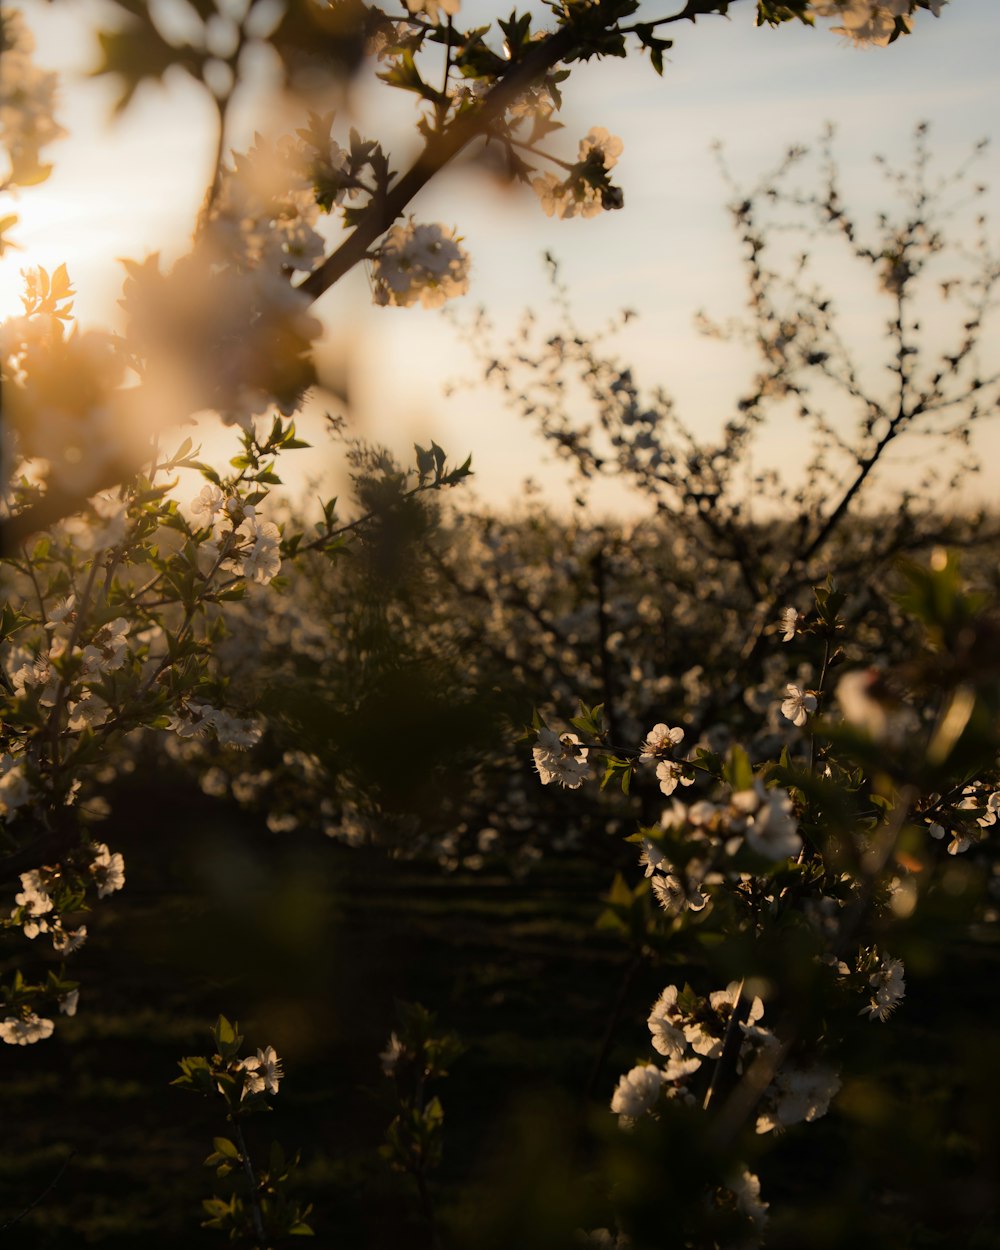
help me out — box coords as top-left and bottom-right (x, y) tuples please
(213, 1136), (239, 1160)
(93, 19), (203, 114)
(377, 49), (432, 98)
(724, 744), (754, 792)
(212, 1015), (241, 1054)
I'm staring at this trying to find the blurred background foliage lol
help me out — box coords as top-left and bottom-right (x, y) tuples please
(3, 488), (1000, 1246)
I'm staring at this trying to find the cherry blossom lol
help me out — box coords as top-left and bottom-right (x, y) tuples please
(237, 1045), (284, 1097)
(0, 1012), (55, 1045)
(610, 1064), (662, 1125)
(780, 683), (817, 728)
(372, 221), (470, 309)
(779, 606), (799, 642)
(639, 723), (684, 761)
(861, 955), (906, 1022)
(90, 843), (126, 898)
(532, 727), (589, 788)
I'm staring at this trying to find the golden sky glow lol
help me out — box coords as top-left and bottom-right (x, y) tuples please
(3, 0), (999, 514)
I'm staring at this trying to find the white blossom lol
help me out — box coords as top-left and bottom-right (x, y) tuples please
(67, 694), (110, 731)
(0, 756), (32, 816)
(51, 924), (87, 954)
(0, 1013), (55, 1045)
(662, 1054), (702, 1083)
(531, 170), (602, 220)
(58, 989), (80, 1016)
(242, 518), (282, 585)
(780, 683), (817, 728)
(532, 727), (589, 789)
(11, 654), (58, 704)
(647, 985), (687, 1059)
(806, 0), (928, 46)
(507, 84), (556, 123)
(684, 983), (764, 1059)
(190, 483), (225, 521)
(730, 1168), (769, 1233)
(977, 792), (1000, 829)
(237, 1045), (283, 1096)
(372, 221), (470, 309)
(14, 868), (52, 909)
(90, 843), (125, 898)
(578, 126), (623, 170)
(731, 781), (802, 861)
(655, 758), (694, 797)
(637, 837), (669, 878)
(756, 1064), (840, 1134)
(49, 593), (77, 624)
(651, 871), (707, 915)
(640, 722), (684, 761)
(170, 701), (218, 740)
(861, 955), (906, 1022)
(81, 617), (130, 675)
(610, 1064), (662, 1125)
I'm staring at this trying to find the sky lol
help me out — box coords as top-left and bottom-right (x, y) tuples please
(3, 0), (999, 516)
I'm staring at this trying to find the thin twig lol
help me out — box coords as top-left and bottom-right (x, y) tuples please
(0, 1150), (76, 1233)
(586, 951), (642, 1101)
(232, 1119), (267, 1250)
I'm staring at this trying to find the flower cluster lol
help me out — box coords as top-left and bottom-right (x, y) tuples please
(170, 701), (263, 750)
(2, 858), (92, 1042)
(807, 0), (946, 46)
(605, 979), (839, 1242)
(615, 980), (841, 1136)
(630, 778), (803, 923)
(371, 220), (471, 309)
(6, 842), (121, 955)
(639, 805), (715, 915)
(639, 721), (696, 796)
(174, 1017), (284, 1107)
(532, 127), (625, 220)
(0, 1012), (54, 1045)
(12, 869), (53, 939)
(857, 952), (906, 1022)
(209, 132), (343, 277)
(928, 783), (999, 855)
(532, 726), (590, 788)
(197, 495), (283, 588)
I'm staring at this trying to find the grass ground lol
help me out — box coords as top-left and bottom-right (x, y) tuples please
(2, 780), (1000, 1248)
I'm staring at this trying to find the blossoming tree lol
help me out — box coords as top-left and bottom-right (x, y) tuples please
(3, 0), (994, 1244)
